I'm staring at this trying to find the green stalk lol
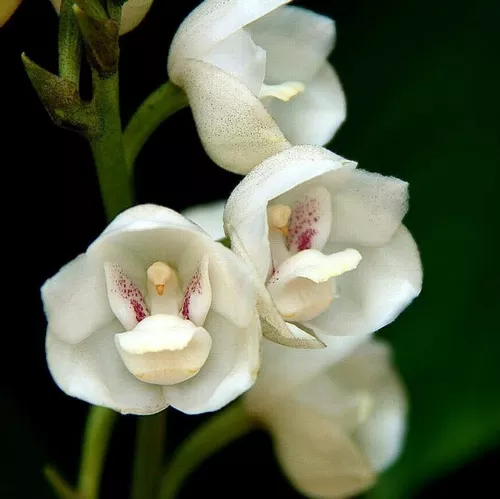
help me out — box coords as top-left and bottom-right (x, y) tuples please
(158, 402), (255, 499)
(123, 81), (189, 169)
(59, 0), (81, 85)
(131, 411), (167, 499)
(44, 465), (80, 499)
(89, 71), (133, 220)
(77, 406), (118, 499)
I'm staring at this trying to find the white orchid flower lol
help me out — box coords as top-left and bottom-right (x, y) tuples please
(42, 204), (260, 415)
(168, 0), (346, 174)
(223, 145), (422, 348)
(245, 337), (407, 498)
(49, 0), (153, 34)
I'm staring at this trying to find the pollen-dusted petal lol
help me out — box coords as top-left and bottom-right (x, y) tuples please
(179, 59), (291, 175)
(104, 262), (149, 331)
(287, 186), (332, 253)
(115, 315), (212, 386)
(181, 255), (212, 327)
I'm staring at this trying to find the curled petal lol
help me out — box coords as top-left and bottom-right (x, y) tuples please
(46, 321), (167, 415)
(179, 59), (291, 174)
(265, 62), (346, 146)
(168, 0), (290, 82)
(311, 226), (422, 336)
(247, 5), (336, 83)
(267, 248), (361, 322)
(115, 315), (212, 386)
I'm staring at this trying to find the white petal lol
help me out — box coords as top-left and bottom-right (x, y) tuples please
(104, 262), (149, 330)
(265, 62), (346, 145)
(335, 340), (408, 472)
(267, 249), (361, 322)
(49, 0), (152, 35)
(246, 334), (366, 411)
(41, 254), (114, 344)
(311, 226), (422, 336)
(182, 200), (226, 240)
(286, 186), (332, 253)
(256, 283), (326, 348)
(201, 29), (266, 96)
(262, 402), (375, 499)
(168, 0), (290, 83)
(46, 321), (167, 415)
(177, 236), (255, 329)
(115, 315), (212, 386)
(224, 146), (355, 280)
(179, 59), (291, 174)
(247, 5), (336, 83)
(278, 169), (408, 247)
(162, 310), (261, 414)
(180, 255), (212, 327)
(89, 204), (211, 269)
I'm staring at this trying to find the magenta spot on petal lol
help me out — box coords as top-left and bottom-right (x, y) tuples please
(287, 195), (320, 252)
(181, 268), (202, 320)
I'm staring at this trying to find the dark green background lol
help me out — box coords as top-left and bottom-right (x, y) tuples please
(1, 0), (499, 497)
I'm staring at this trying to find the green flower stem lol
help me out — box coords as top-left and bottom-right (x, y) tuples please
(123, 81), (189, 169)
(89, 71), (133, 220)
(77, 406), (118, 499)
(158, 402), (256, 499)
(59, 0), (81, 85)
(131, 411), (167, 499)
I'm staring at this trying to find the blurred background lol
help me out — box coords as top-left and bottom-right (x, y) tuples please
(1, 0), (499, 497)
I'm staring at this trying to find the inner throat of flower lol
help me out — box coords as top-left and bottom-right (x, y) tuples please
(265, 188), (362, 323)
(103, 258), (213, 386)
(259, 81), (305, 102)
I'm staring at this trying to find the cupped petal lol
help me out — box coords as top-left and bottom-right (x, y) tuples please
(224, 145), (356, 279)
(41, 254), (114, 344)
(276, 168), (408, 249)
(311, 225), (422, 336)
(247, 5), (335, 83)
(267, 248), (361, 322)
(168, 0), (290, 83)
(182, 200), (226, 240)
(46, 320), (167, 415)
(162, 310), (261, 414)
(262, 402), (375, 499)
(264, 62), (346, 145)
(201, 29), (266, 96)
(115, 315), (212, 386)
(179, 59), (291, 174)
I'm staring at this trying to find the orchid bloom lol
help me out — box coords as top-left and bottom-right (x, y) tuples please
(42, 205), (260, 415)
(245, 337), (407, 498)
(168, 0), (345, 174)
(223, 145), (422, 348)
(0, 0), (22, 27)
(49, 0), (153, 35)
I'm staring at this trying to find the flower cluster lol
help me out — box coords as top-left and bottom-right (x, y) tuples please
(40, 1), (422, 497)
